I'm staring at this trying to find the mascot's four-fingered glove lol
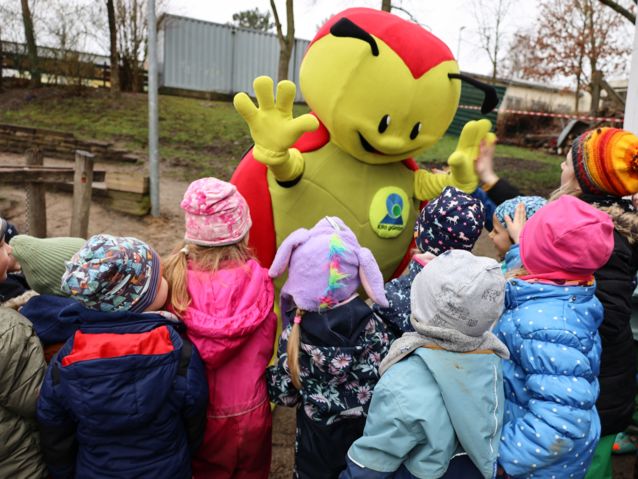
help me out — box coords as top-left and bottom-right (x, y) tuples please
(233, 76), (319, 182)
(414, 118), (492, 200)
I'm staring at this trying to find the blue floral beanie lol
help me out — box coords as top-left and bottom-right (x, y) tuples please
(61, 234), (161, 313)
(494, 196), (547, 229)
(414, 186), (485, 255)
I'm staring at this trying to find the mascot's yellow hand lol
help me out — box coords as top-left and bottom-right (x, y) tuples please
(447, 119), (492, 192)
(234, 76), (319, 166)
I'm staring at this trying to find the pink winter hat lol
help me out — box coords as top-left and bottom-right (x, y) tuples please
(180, 178), (252, 246)
(519, 195), (614, 282)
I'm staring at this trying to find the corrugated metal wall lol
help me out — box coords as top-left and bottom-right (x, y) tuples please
(446, 83), (506, 136)
(158, 14), (309, 101)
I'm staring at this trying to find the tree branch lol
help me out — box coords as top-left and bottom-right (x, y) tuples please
(597, 0), (636, 24)
(270, 0), (285, 44)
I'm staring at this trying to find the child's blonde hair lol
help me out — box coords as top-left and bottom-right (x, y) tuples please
(549, 180), (582, 202)
(287, 309), (304, 389)
(163, 238), (253, 316)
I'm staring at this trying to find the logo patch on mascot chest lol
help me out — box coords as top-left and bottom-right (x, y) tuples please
(369, 187), (410, 238)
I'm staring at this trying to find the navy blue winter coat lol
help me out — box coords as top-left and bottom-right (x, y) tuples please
(37, 303), (209, 479)
(373, 259), (423, 336)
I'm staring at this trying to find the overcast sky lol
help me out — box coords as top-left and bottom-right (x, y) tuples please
(165, 0), (540, 77)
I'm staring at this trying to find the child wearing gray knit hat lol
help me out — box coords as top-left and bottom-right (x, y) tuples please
(344, 250), (508, 479)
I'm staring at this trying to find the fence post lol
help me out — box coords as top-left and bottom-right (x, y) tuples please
(70, 150), (95, 238)
(25, 147), (47, 237)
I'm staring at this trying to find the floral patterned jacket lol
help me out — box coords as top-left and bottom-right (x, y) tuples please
(267, 297), (392, 426)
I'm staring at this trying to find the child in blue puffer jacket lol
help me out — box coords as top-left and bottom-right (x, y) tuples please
(494, 196), (615, 479)
(37, 235), (209, 479)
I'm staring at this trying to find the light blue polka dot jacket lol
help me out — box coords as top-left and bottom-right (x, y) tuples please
(493, 277), (603, 479)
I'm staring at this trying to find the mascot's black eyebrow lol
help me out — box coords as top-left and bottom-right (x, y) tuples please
(330, 18), (379, 56)
(448, 73), (499, 114)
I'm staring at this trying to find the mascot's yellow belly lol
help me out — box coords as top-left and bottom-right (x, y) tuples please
(268, 142), (418, 280)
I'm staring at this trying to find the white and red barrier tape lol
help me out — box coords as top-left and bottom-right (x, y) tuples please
(458, 104), (623, 124)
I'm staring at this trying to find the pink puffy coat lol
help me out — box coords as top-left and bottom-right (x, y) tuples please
(180, 259), (276, 479)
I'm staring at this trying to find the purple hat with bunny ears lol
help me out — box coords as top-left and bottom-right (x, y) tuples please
(269, 216), (388, 313)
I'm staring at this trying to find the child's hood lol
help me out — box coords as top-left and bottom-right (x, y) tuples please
(180, 259), (274, 366)
(19, 294), (81, 345)
(293, 298), (387, 386)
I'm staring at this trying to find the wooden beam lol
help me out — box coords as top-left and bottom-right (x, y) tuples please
(25, 148), (46, 237)
(600, 77), (626, 109)
(70, 150), (95, 238)
(0, 167), (105, 183)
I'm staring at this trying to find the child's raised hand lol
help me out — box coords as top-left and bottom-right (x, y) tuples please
(475, 132), (498, 186)
(504, 202), (527, 244)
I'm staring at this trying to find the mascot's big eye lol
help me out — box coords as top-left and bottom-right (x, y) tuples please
(410, 122), (422, 140)
(378, 115), (391, 133)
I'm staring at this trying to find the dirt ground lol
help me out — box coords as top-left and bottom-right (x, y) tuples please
(0, 151), (634, 478)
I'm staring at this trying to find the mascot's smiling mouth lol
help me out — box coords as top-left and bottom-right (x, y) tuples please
(358, 132), (385, 155)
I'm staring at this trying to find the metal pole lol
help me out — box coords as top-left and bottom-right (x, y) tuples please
(147, 0), (160, 216)
(624, 15), (638, 134)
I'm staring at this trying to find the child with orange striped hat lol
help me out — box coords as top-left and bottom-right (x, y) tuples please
(552, 127), (638, 479)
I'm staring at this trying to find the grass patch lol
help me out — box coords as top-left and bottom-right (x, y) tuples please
(0, 87), (561, 193)
(418, 134), (562, 196)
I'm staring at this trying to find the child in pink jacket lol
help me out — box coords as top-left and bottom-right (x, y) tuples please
(164, 177), (277, 479)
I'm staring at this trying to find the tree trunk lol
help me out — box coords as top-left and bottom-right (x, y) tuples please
(0, 30), (4, 93)
(574, 80), (581, 113)
(270, 0), (295, 82)
(107, 0), (121, 97)
(381, 0), (392, 12)
(20, 0), (40, 87)
(277, 43), (292, 83)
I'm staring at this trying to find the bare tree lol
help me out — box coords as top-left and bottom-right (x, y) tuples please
(107, 0), (120, 96)
(472, 0), (512, 82)
(381, 0), (392, 12)
(270, 0), (294, 82)
(20, 0), (40, 87)
(506, 0), (631, 112)
(597, 0), (636, 23)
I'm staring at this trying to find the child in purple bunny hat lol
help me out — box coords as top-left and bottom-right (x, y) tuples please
(267, 216), (392, 479)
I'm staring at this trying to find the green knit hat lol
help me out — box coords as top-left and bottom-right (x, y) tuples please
(10, 235), (86, 296)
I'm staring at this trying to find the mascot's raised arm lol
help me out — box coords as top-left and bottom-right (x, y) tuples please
(231, 8), (498, 280)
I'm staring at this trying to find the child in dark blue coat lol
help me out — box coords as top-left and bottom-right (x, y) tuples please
(37, 234), (209, 479)
(374, 186), (485, 335)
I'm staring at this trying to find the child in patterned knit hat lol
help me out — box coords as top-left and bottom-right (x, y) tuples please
(267, 216), (392, 479)
(163, 177), (276, 479)
(37, 234), (208, 479)
(374, 185), (485, 335)
(489, 195), (547, 269)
